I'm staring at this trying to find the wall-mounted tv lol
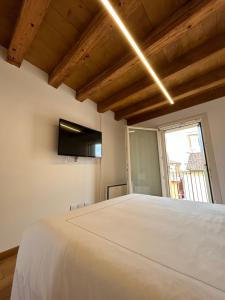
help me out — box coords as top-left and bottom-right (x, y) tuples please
(58, 119), (102, 158)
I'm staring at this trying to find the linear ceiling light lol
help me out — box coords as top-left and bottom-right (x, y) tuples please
(100, 0), (174, 105)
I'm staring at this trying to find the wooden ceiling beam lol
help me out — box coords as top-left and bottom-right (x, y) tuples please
(77, 0), (225, 102)
(98, 33), (225, 113)
(115, 67), (225, 120)
(7, 0), (51, 67)
(98, 78), (150, 113)
(48, 12), (106, 88)
(48, 0), (140, 89)
(127, 83), (225, 126)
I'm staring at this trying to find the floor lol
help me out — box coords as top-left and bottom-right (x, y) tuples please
(0, 255), (17, 300)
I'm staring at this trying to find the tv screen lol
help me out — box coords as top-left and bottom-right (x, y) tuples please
(58, 119), (102, 158)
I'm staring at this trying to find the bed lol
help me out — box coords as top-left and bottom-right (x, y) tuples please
(11, 194), (225, 300)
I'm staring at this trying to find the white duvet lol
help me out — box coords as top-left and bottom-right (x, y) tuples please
(11, 194), (225, 300)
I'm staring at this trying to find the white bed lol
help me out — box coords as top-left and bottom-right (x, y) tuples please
(11, 194), (225, 300)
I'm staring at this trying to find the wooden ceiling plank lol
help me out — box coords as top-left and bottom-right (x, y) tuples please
(98, 33), (225, 113)
(7, 0), (51, 67)
(48, 0), (140, 89)
(127, 84), (225, 125)
(76, 0), (225, 102)
(115, 66), (225, 120)
(48, 12), (106, 88)
(98, 77), (150, 112)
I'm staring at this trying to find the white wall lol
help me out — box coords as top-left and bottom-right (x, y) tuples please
(0, 47), (126, 252)
(135, 97), (225, 203)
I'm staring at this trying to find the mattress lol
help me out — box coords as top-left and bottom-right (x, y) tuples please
(11, 194), (225, 300)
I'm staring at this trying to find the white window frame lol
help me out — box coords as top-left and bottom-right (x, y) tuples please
(157, 114), (222, 203)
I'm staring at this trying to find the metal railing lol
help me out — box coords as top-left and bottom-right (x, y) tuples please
(168, 168), (210, 202)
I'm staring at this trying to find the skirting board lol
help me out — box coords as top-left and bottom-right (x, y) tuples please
(0, 246), (19, 260)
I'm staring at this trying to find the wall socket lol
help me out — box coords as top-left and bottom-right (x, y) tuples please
(70, 202), (86, 211)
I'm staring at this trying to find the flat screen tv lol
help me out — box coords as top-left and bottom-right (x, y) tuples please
(58, 119), (102, 158)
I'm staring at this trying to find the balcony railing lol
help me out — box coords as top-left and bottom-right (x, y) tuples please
(168, 168), (210, 202)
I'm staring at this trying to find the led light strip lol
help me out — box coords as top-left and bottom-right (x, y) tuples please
(100, 0), (174, 105)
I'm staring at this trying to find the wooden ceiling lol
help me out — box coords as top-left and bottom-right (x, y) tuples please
(1, 0), (225, 125)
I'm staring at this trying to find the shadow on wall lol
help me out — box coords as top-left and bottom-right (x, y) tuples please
(30, 113), (59, 161)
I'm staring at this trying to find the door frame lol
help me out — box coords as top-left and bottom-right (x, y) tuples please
(126, 126), (167, 196)
(158, 114), (222, 203)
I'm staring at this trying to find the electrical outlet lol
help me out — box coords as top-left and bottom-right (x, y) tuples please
(69, 204), (79, 211)
(70, 202), (89, 211)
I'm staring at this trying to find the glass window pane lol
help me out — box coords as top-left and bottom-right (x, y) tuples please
(129, 129), (162, 196)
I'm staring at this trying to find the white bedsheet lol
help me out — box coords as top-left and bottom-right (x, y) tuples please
(11, 194), (225, 300)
